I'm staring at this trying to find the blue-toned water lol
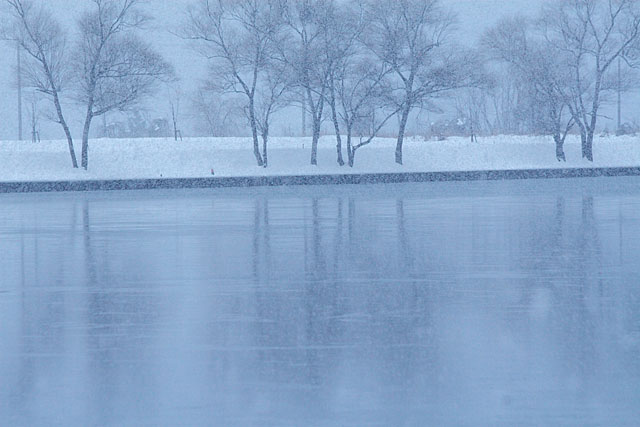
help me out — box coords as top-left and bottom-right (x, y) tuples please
(1, 179), (639, 426)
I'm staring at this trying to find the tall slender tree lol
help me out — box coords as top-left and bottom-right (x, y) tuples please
(484, 16), (576, 161)
(184, 0), (284, 167)
(541, 0), (640, 161)
(363, 0), (454, 165)
(76, 0), (172, 170)
(279, 0), (337, 166)
(4, 0), (78, 167)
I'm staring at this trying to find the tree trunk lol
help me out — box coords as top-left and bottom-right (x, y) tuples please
(248, 99), (264, 167)
(584, 76), (602, 162)
(261, 128), (269, 168)
(53, 92), (78, 168)
(171, 103), (178, 141)
(311, 121), (320, 166)
(584, 130), (594, 162)
(173, 116), (179, 142)
(64, 124), (78, 169)
(578, 118), (594, 162)
(554, 133), (566, 162)
(577, 123), (588, 160)
(308, 87), (324, 166)
(346, 131), (355, 167)
(81, 107), (93, 170)
(329, 87), (344, 166)
(585, 109), (597, 162)
(396, 104), (411, 165)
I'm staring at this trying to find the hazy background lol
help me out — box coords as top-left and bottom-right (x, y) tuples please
(8, 0), (631, 142)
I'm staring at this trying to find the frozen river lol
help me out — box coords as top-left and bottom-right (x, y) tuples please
(1, 178), (640, 426)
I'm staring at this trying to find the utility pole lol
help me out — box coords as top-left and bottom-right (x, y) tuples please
(301, 92), (306, 137)
(17, 41), (23, 141)
(617, 56), (622, 132)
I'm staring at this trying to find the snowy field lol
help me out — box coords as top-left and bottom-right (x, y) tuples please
(1, 135), (640, 182)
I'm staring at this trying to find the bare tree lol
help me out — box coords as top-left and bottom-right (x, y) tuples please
(168, 83), (182, 141)
(253, 64), (289, 167)
(484, 16), (576, 161)
(335, 55), (397, 166)
(475, 69), (526, 136)
(191, 90), (240, 137)
(4, 0), (78, 167)
(363, 0), (455, 165)
(76, 0), (173, 169)
(183, 0), (284, 167)
(542, 0), (640, 161)
(454, 88), (489, 143)
(26, 90), (41, 142)
(321, 0), (365, 166)
(279, 0), (336, 166)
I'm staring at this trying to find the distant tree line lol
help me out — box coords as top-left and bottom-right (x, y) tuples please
(483, 0), (640, 162)
(184, 0), (640, 166)
(182, 0), (485, 167)
(4, 0), (640, 170)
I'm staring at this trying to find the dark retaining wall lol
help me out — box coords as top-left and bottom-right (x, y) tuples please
(1, 167), (640, 194)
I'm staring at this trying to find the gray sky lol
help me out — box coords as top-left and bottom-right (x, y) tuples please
(0, 0), (564, 141)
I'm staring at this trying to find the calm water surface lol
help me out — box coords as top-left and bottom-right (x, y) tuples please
(1, 179), (640, 426)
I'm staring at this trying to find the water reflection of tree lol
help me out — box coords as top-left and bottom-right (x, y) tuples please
(83, 199), (119, 423)
(14, 207), (37, 421)
(549, 196), (601, 388)
(11, 199), (78, 423)
(82, 199), (160, 425)
(249, 196), (343, 404)
(247, 194), (434, 410)
(573, 197), (601, 374)
(344, 197), (433, 405)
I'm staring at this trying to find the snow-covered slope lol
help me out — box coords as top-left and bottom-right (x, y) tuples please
(1, 135), (639, 182)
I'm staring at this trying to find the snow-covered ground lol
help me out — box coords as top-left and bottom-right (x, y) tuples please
(1, 134), (639, 182)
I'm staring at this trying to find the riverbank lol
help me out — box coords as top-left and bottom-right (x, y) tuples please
(1, 134), (639, 192)
(2, 167), (640, 194)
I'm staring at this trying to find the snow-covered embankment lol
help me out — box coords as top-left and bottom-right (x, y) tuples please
(0, 134), (639, 183)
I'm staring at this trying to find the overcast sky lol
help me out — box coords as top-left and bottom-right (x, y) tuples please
(0, 0), (569, 140)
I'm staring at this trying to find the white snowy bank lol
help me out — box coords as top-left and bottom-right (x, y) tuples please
(1, 134), (639, 182)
